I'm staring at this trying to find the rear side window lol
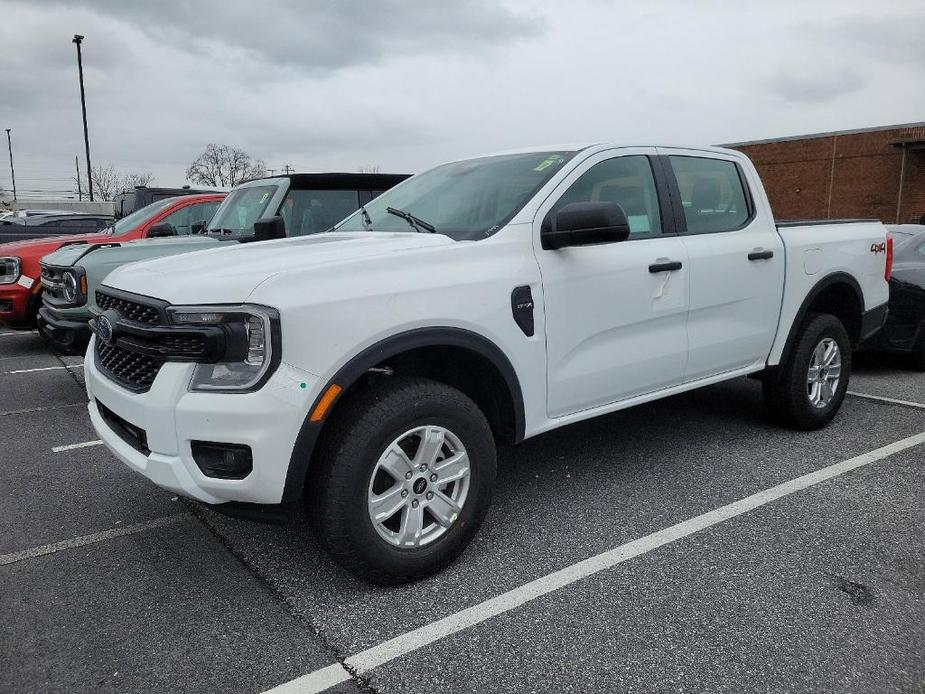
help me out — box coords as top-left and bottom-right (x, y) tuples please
(669, 156), (750, 233)
(549, 155), (662, 238)
(279, 189), (360, 237)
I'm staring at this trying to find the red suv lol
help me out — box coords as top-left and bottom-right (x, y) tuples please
(0, 194), (225, 328)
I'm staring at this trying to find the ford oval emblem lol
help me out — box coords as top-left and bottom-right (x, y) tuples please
(97, 315), (114, 345)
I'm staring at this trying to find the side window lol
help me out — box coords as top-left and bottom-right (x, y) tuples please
(917, 242), (925, 258)
(186, 202), (220, 234)
(669, 156), (750, 234)
(279, 189), (360, 237)
(549, 156), (662, 238)
(159, 206), (192, 235)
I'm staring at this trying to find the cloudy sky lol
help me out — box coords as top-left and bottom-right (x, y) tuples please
(1, 0), (923, 198)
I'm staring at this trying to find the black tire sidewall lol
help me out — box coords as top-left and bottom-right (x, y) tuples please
(316, 379), (496, 582)
(786, 314), (852, 428)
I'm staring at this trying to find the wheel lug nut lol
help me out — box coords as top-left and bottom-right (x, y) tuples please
(430, 473), (437, 482)
(411, 499), (419, 508)
(405, 471), (413, 480)
(426, 492), (433, 500)
(419, 464), (427, 472)
(401, 490), (408, 498)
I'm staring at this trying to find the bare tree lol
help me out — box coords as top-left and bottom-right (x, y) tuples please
(74, 167), (156, 201)
(185, 144), (267, 187)
(358, 164), (381, 174)
(89, 164), (123, 202)
(123, 171), (155, 188)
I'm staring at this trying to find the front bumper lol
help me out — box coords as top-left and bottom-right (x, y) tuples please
(0, 281), (34, 326)
(85, 335), (321, 505)
(38, 306), (91, 350)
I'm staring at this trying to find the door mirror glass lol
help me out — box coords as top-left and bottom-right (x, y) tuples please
(147, 222), (176, 238)
(252, 215), (287, 242)
(541, 201), (630, 250)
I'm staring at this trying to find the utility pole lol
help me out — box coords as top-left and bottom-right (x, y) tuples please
(283, 164), (293, 175)
(4, 129), (15, 201)
(72, 34), (93, 201)
(75, 155), (82, 201)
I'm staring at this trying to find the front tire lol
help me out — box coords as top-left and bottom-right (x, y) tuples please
(763, 313), (851, 430)
(308, 377), (496, 584)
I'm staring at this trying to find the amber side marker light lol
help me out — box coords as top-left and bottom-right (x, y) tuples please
(80, 275), (88, 295)
(310, 384), (342, 422)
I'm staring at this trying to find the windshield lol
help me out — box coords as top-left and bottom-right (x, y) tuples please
(110, 198), (177, 237)
(207, 185), (277, 234)
(336, 151), (576, 240)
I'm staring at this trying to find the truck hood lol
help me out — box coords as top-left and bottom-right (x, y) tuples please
(0, 230), (118, 260)
(102, 232), (454, 304)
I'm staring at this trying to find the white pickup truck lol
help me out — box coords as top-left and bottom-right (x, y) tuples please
(84, 144), (891, 583)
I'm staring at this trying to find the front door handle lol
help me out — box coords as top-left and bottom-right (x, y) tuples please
(748, 250), (774, 261)
(649, 260), (682, 273)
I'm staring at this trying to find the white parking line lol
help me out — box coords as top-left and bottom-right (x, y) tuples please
(4, 364), (83, 375)
(0, 514), (189, 567)
(0, 331), (37, 337)
(848, 390), (925, 410)
(263, 429), (925, 694)
(52, 440), (102, 453)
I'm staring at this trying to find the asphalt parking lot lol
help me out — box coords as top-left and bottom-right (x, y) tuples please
(2, 330), (924, 694)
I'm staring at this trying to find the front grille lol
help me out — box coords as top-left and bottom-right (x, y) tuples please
(41, 266), (65, 299)
(160, 333), (206, 353)
(96, 340), (164, 392)
(96, 291), (161, 325)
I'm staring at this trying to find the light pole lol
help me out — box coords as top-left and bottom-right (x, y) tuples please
(4, 129), (15, 201)
(72, 34), (93, 201)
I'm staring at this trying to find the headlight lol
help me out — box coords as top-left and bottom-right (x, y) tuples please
(0, 257), (21, 285)
(62, 271), (78, 303)
(167, 304), (280, 392)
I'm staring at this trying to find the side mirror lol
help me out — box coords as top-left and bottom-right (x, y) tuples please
(191, 221), (206, 234)
(541, 201), (630, 250)
(147, 222), (176, 238)
(253, 215), (287, 242)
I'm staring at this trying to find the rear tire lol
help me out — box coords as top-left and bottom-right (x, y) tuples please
(763, 313), (851, 430)
(308, 377), (496, 584)
(910, 325), (925, 371)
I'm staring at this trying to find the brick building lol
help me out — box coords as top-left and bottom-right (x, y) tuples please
(725, 122), (925, 224)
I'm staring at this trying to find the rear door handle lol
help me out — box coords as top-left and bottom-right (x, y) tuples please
(649, 261), (682, 273)
(748, 250), (774, 261)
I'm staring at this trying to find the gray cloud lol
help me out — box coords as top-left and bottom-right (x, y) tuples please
(764, 67), (869, 104)
(1, 0), (924, 197)
(47, 0), (545, 72)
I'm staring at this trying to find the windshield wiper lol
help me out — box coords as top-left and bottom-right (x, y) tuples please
(386, 206), (436, 234)
(359, 205), (372, 231)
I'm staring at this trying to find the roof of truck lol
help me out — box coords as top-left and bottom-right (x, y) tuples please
(242, 172), (410, 189)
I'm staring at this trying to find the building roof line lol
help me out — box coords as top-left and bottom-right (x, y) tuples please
(721, 121), (925, 147)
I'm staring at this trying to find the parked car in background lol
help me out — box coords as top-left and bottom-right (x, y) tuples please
(84, 144), (889, 583)
(0, 193), (224, 328)
(205, 172), (410, 240)
(114, 185), (220, 219)
(14, 209), (82, 218)
(37, 173), (407, 350)
(0, 214), (114, 243)
(862, 224), (925, 368)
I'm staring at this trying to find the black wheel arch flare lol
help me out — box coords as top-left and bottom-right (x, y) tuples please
(777, 272), (868, 367)
(281, 326), (526, 502)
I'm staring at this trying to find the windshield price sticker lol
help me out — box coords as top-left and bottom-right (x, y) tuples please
(534, 154), (564, 172)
